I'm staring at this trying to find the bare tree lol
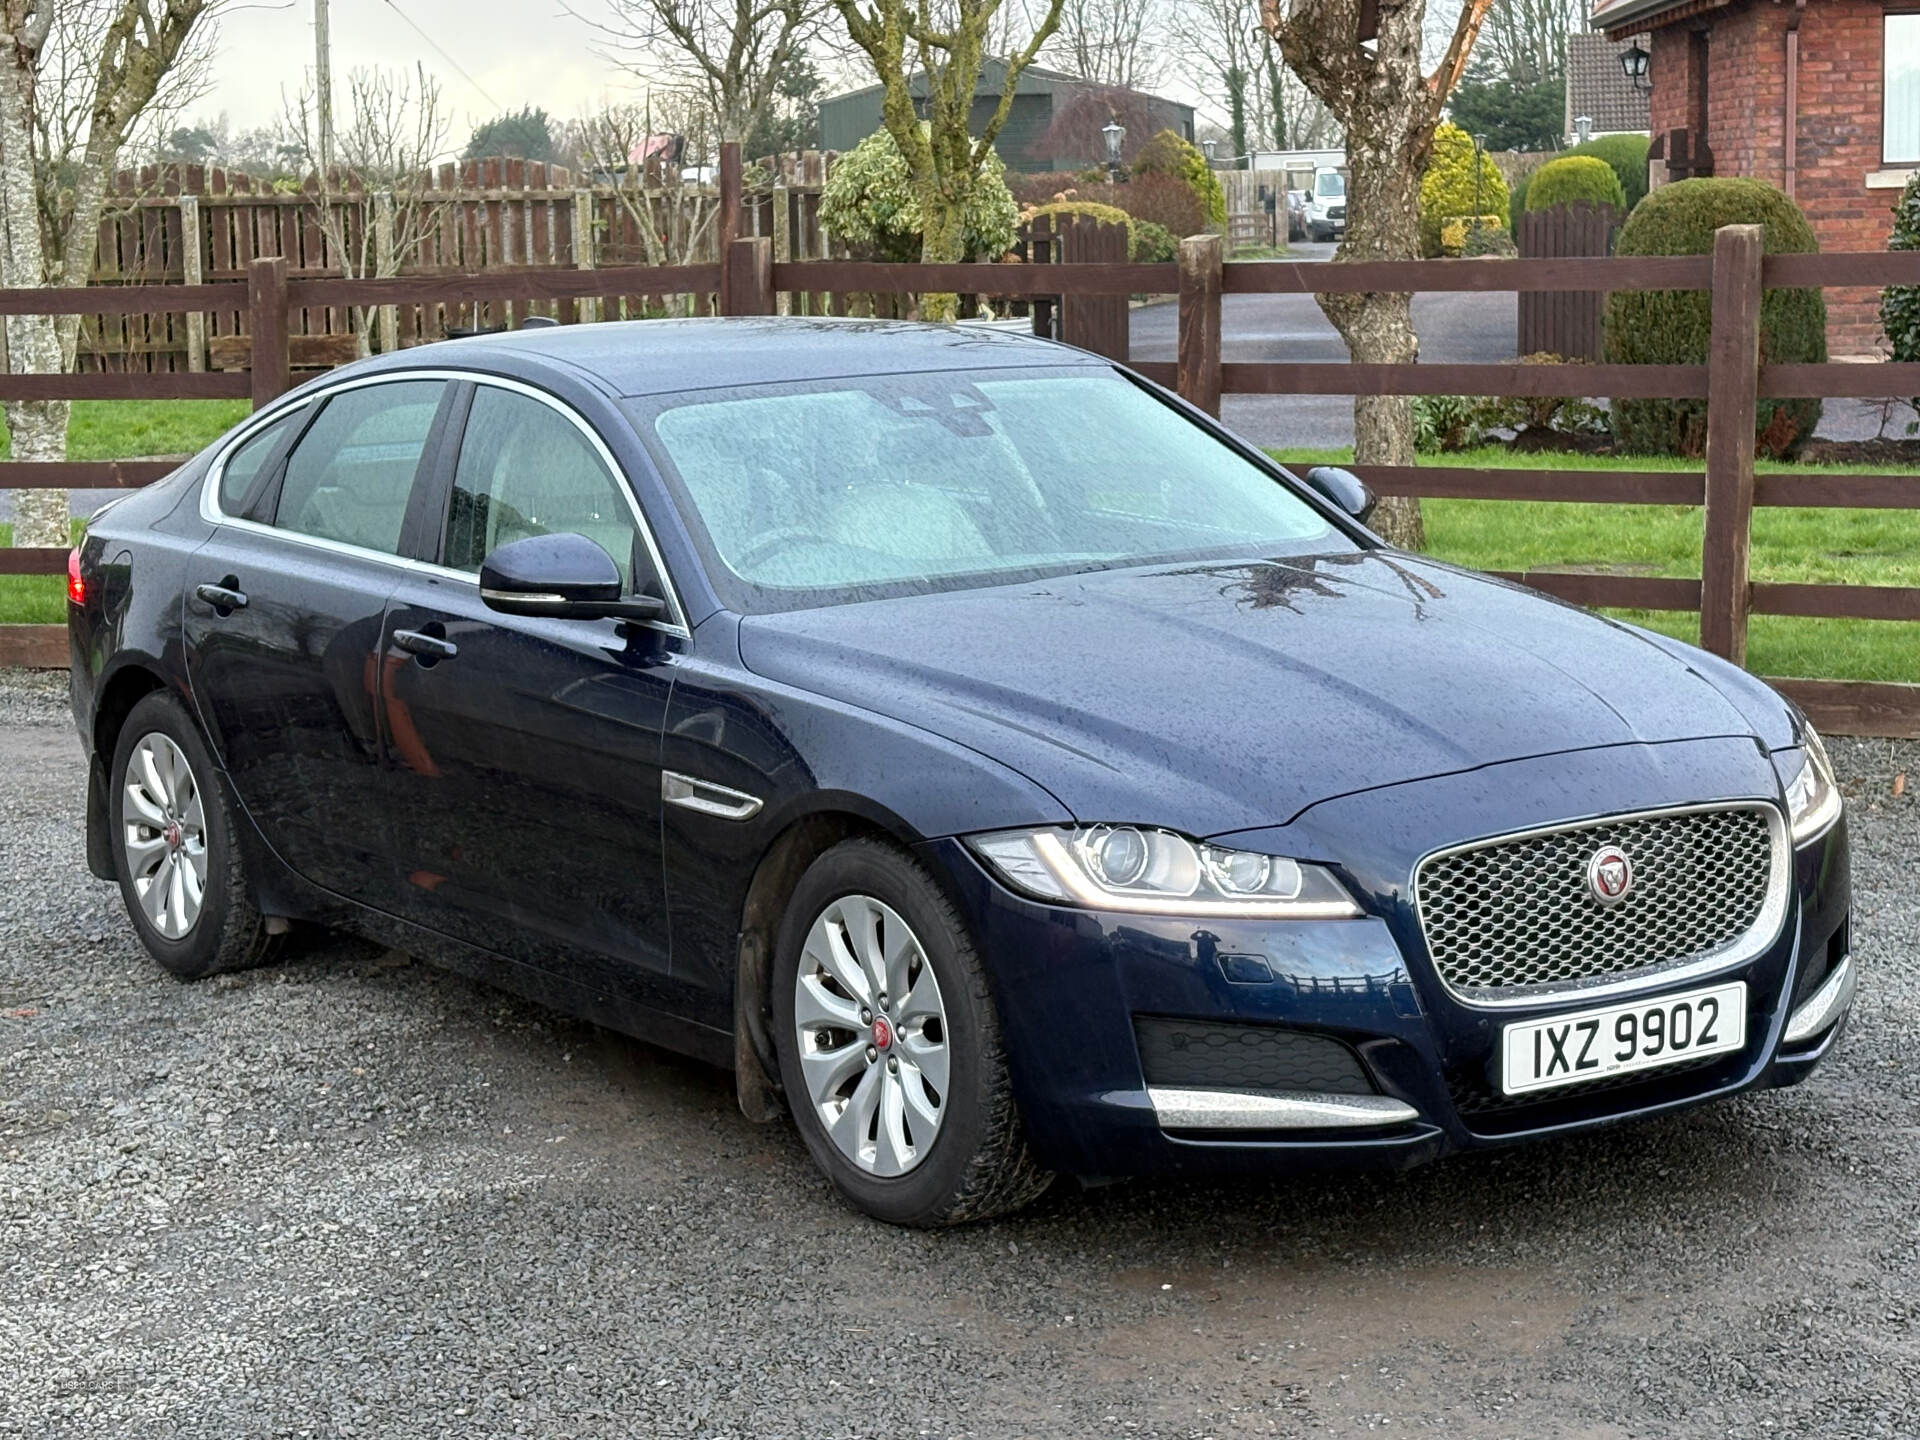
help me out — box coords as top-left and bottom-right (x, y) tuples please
(0, 0), (219, 550)
(570, 0), (839, 141)
(833, 0), (1066, 321)
(1171, 0), (1263, 162)
(281, 64), (454, 358)
(1046, 0), (1166, 89)
(576, 99), (720, 317)
(1262, 0), (1494, 548)
(1478, 0), (1584, 82)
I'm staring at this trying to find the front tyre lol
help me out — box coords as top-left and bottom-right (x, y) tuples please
(772, 838), (1053, 1226)
(109, 689), (280, 980)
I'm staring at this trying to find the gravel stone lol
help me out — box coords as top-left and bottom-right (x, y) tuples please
(3, 670), (1916, 1437)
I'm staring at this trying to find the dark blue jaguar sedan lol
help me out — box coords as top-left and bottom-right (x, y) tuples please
(68, 319), (1854, 1225)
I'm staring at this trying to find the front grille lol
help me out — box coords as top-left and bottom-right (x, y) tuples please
(1415, 806), (1778, 999)
(1327, 205), (1346, 219)
(1133, 1017), (1375, 1095)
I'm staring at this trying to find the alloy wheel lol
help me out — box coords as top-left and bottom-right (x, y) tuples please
(793, 893), (950, 1177)
(121, 732), (208, 940)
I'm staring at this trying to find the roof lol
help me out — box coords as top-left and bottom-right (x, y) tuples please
(1566, 31), (1651, 135)
(821, 58), (1191, 115)
(391, 318), (1095, 399)
(1591, 0), (1729, 37)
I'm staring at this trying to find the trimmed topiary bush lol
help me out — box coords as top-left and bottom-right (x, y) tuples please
(1605, 178), (1826, 455)
(1566, 133), (1652, 212)
(1419, 123), (1509, 257)
(820, 126), (1018, 262)
(1130, 129), (1226, 228)
(1880, 169), (1920, 421)
(1524, 154), (1626, 213)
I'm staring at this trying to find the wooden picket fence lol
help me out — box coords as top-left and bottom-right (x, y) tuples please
(3, 181), (1918, 735)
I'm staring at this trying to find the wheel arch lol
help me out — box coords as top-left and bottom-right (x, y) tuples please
(732, 806), (921, 1123)
(84, 663), (175, 881)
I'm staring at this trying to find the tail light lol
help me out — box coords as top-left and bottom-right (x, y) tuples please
(66, 547), (85, 605)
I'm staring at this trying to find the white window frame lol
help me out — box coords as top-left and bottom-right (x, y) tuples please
(1887, 13), (1920, 167)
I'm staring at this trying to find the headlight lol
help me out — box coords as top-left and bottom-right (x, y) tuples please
(966, 825), (1361, 919)
(1782, 723), (1843, 845)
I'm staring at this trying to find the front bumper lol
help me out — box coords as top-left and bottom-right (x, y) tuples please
(920, 739), (1853, 1180)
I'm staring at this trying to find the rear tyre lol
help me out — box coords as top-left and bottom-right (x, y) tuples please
(109, 690), (280, 980)
(772, 838), (1053, 1226)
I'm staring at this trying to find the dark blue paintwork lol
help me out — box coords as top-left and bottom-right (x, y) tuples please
(67, 318), (1851, 1178)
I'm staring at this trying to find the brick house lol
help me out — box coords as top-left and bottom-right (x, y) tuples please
(1592, 0), (1920, 353)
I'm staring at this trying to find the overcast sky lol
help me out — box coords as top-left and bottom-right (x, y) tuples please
(202, 0), (646, 137)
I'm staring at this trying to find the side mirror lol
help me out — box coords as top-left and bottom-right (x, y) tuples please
(1303, 465), (1377, 525)
(478, 532), (664, 622)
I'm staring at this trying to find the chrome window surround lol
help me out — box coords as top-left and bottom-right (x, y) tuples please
(197, 369), (691, 638)
(1411, 801), (1792, 1011)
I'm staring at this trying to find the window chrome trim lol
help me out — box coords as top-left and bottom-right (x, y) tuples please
(1411, 800), (1793, 1011)
(198, 367), (691, 638)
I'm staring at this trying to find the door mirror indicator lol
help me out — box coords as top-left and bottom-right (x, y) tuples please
(1303, 466), (1378, 525)
(478, 532), (665, 622)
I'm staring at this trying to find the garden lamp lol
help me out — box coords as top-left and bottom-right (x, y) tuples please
(1472, 132), (1487, 225)
(1575, 114), (1593, 144)
(1201, 138), (1216, 162)
(1103, 119), (1126, 183)
(1620, 40), (1651, 93)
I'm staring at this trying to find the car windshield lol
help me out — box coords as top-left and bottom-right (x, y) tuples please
(626, 366), (1352, 613)
(1315, 173), (1344, 197)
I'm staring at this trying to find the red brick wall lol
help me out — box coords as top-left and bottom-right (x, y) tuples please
(1646, 0), (1904, 355)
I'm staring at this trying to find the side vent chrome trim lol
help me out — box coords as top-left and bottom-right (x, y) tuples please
(1783, 954), (1855, 1047)
(662, 772), (764, 822)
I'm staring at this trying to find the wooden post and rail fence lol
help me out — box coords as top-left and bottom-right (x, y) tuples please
(3, 223), (1918, 736)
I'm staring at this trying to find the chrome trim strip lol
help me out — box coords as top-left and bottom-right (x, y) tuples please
(1146, 1087), (1419, 1131)
(1412, 800), (1793, 1011)
(1783, 954), (1855, 1047)
(661, 771), (764, 822)
(197, 368), (692, 638)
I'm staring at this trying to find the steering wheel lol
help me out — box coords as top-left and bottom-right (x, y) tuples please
(735, 526), (821, 571)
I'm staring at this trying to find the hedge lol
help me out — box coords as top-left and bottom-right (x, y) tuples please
(1880, 170), (1920, 404)
(1131, 130), (1226, 228)
(1524, 155), (1626, 213)
(1419, 123), (1510, 257)
(1604, 178), (1826, 455)
(1566, 133), (1652, 211)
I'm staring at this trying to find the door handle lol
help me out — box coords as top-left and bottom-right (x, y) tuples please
(392, 627), (458, 662)
(194, 582), (248, 612)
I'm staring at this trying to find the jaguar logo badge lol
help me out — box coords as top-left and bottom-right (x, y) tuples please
(1586, 845), (1634, 906)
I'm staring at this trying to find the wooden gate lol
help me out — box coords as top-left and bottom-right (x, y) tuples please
(1517, 202), (1619, 360)
(1027, 211), (1130, 361)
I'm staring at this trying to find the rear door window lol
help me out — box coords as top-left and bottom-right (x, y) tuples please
(272, 380), (447, 555)
(217, 410), (302, 518)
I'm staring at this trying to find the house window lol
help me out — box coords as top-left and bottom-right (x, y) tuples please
(1889, 14), (1920, 165)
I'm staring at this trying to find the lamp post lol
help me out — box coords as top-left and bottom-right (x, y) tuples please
(1201, 138), (1216, 164)
(1102, 119), (1126, 185)
(1620, 40), (1651, 94)
(1472, 132), (1488, 229)
(1574, 114), (1594, 145)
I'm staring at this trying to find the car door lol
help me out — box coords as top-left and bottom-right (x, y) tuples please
(377, 379), (686, 1019)
(185, 376), (455, 908)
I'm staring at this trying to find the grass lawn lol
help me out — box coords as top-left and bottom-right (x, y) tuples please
(1, 400), (248, 625)
(1271, 446), (1920, 683)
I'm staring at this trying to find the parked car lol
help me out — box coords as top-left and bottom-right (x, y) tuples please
(1285, 189), (1309, 242)
(1304, 169), (1347, 241)
(69, 319), (1854, 1227)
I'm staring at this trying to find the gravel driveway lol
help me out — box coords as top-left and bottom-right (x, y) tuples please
(4, 668), (1918, 1438)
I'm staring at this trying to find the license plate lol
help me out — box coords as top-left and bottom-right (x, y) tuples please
(1501, 981), (1747, 1096)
